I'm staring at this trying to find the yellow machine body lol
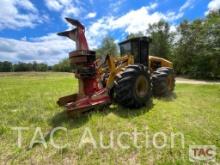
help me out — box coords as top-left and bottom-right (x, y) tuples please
(96, 54), (173, 89)
(149, 55), (173, 72)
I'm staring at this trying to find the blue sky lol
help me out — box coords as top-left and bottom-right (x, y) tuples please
(0, 0), (218, 64)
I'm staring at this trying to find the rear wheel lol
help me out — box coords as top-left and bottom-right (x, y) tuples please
(113, 65), (151, 108)
(152, 67), (175, 97)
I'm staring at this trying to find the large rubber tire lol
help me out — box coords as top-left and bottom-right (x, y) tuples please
(152, 67), (175, 97)
(113, 65), (152, 108)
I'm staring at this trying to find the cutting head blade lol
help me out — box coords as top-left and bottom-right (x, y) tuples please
(65, 17), (84, 29)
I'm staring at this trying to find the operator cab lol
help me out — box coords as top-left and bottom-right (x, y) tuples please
(119, 37), (151, 67)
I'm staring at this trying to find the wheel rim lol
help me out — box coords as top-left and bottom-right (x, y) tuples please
(135, 75), (148, 98)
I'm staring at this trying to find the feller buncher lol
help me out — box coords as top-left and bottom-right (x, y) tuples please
(57, 18), (175, 115)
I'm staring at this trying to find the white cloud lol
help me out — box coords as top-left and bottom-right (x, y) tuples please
(179, 0), (193, 12)
(16, 0), (38, 12)
(86, 17), (112, 48)
(205, 0), (220, 15)
(166, 11), (184, 21)
(45, 0), (81, 18)
(147, 2), (158, 10)
(109, 0), (126, 13)
(87, 6), (174, 37)
(84, 6), (166, 48)
(62, 5), (81, 18)
(45, 0), (63, 11)
(45, 0), (72, 11)
(85, 12), (97, 19)
(109, 0), (157, 14)
(0, 0), (45, 30)
(163, 0), (194, 23)
(85, 3), (187, 49)
(0, 34), (74, 64)
(110, 7), (165, 34)
(170, 25), (177, 33)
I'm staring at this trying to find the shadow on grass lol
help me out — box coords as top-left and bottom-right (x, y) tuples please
(50, 99), (154, 128)
(154, 92), (177, 102)
(108, 99), (154, 118)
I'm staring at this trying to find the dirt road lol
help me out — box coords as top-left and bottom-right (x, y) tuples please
(176, 77), (220, 84)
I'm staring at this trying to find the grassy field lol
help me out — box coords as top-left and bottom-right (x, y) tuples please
(0, 72), (219, 164)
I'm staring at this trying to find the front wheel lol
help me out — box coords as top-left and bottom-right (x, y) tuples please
(113, 65), (152, 108)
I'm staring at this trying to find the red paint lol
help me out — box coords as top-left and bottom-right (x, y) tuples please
(83, 77), (99, 95)
(57, 18), (110, 114)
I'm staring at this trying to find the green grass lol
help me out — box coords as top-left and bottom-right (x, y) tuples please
(0, 72), (220, 164)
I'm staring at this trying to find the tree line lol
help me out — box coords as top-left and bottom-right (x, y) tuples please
(0, 59), (72, 72)
(0, 61), (49, 72)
